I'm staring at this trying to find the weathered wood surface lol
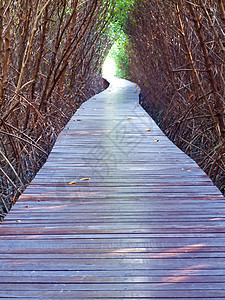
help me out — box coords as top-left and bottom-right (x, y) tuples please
(0, 78), (225, 299)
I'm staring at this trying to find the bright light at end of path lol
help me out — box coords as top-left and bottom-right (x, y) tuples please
(102, 57), (116, 81)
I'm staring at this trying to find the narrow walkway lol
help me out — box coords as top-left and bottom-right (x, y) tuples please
(1, 79), (225, 299)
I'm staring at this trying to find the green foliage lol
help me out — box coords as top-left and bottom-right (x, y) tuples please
(103, 0), (136, 78)
(107, 0), (136, 40)
(108, 34), (131, 78)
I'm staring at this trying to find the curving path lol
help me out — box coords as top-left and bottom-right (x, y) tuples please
(0, 78), (225, 299)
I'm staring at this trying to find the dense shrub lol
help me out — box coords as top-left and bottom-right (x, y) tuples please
(126, 0), (225, 194)
(0, 0), (113, 217)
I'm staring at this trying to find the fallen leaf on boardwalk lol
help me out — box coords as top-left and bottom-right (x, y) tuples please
(25, 206), (29, 208)
(80, 178), (90, 181)
(38, 199), (41, 202)
(12, 194), (17, 204)
(82, 107), (85, 109)
(218, 212), (221, 214)
(112, 120), (116, 122)
(146, 129), (151, 132)
(68, 181), (76, 185)
(16, 220), (21, 223)
(154, 139), (159, 142)
(127, 117), (133, 119)
(162, 146), (166, 148)
(187, 170), (192, 172)
(134, 87), (139, 93)
(182, 168), (185, 170)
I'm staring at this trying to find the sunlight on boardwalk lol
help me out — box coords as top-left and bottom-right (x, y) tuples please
(0, 78), (225, 299)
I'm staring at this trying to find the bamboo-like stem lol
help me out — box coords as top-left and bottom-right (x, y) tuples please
(2, 0), (10, 99)
(15, 0), (51, 97)
(0, 167), (21, 193)
(175, 2), (220, 137)
(0, 148), (24, 188)
(187, 2), (225, 137)
(217, 0), (225, 27)
(0, 0), (3, 106)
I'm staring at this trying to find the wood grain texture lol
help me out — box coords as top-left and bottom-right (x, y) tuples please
(0, 78), (225, 299)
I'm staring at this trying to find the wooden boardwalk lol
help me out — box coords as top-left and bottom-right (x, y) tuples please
(0, 78), (225, 299)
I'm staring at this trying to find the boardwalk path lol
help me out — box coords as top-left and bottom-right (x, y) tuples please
(1, 78), (225, 299)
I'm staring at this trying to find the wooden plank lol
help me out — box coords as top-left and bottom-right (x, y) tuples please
(0, 78), (224, 299)
(1, 282), (225, 291)
(1, 275), (225, 284)
(1, 290), (225, 299)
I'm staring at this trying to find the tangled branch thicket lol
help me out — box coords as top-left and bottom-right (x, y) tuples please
(0, 0), (113, 219)
(126, 0), (225, 194)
